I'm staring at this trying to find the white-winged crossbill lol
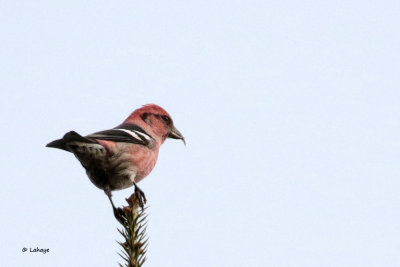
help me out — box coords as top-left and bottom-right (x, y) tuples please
(47, 104), (185, 218)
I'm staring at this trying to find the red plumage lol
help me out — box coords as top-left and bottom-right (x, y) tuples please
(46, 104), (185, 216)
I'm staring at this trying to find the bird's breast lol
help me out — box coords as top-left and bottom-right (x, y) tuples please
(127, 145), (159, 183)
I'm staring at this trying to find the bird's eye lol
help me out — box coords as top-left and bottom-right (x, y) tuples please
(141, 113), (149, 121)
(161, 115), (171, 124)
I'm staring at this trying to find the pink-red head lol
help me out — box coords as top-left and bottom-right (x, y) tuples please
(124, 104), (185, 145)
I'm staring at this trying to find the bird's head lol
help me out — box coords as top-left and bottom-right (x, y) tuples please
(124, 104), (185, 145)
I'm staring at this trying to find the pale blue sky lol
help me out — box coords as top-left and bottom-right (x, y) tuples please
(1, 1), (399, 266)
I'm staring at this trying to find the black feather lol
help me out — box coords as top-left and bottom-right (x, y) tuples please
(46, 131), (98, 151)
(85, 123), (152, 146)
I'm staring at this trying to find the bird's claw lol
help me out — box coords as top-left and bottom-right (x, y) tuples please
(113, 206), (127, 225)
(134, 186), (147, 209)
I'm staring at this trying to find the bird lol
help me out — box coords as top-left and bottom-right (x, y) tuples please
(46, 104), (185, 220)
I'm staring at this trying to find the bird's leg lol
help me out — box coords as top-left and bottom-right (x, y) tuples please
(133, 182), (147, 209)
(104, 188), (126, 224)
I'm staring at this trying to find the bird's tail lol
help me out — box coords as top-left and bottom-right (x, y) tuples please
(46, 131), (97, 151)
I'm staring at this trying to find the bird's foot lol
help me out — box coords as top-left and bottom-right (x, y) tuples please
(113, 206), (127, 225)
(105, 188), (127, 225)
(134, 185), (147, 209)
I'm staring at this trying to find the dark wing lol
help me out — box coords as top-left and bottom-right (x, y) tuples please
(87, 124), (153, 146)
(47, 131), (98, 151)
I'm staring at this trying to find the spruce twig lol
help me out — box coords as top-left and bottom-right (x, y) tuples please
(116, 193), (148, 267)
